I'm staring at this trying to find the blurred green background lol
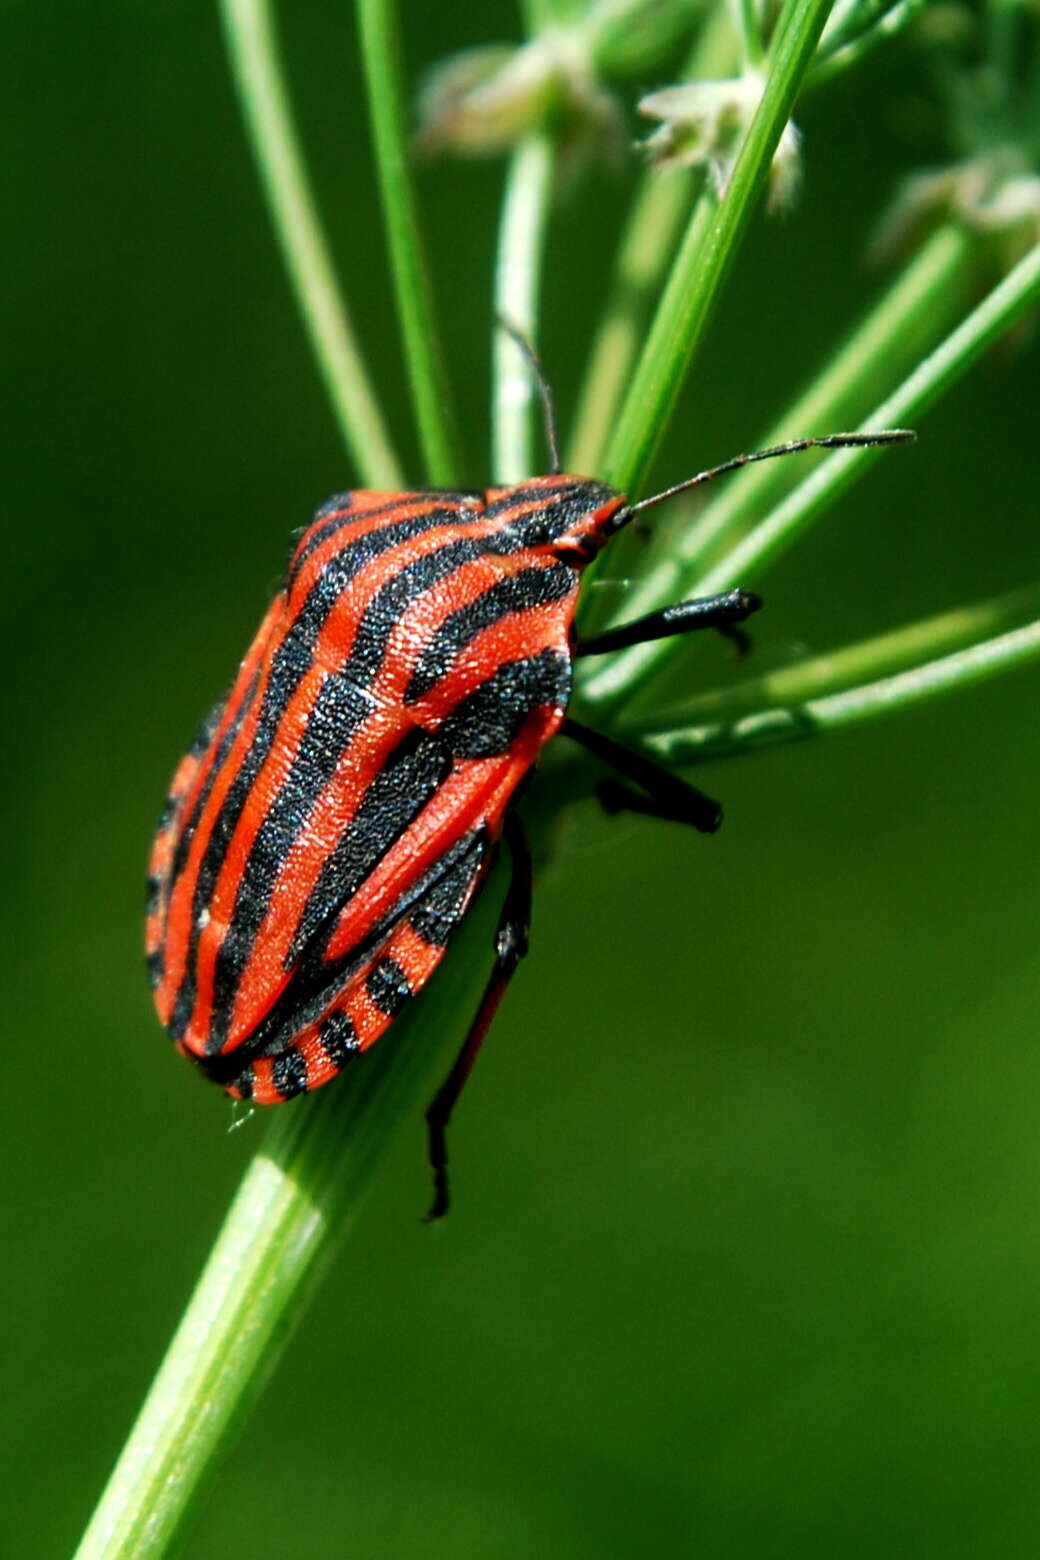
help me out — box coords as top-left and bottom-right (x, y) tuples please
(7, 4), (1040, 1556)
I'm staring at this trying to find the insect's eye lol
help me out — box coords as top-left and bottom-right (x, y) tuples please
(551, 537), (596, 566)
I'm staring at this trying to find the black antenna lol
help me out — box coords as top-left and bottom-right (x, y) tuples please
(630, 430), (916, 515)
(497, 316), (561, 475)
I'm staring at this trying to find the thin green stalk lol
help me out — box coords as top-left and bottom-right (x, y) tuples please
(566, 0), (925, 488)
(809, 0), (928, 88)
(566, 4), (739, 477)
(630, 580), (1040, 733)
(674, 222), (974, 575)
(74, 888), (501, 1560)
(493, 133), (556, 482)
(644, 613), (1040, 765)
(603, 0), (838, 498)
(581, 221), (973, 650)
(693, 239), (1040, 594)
(357, 0), (462, 484)
(579, 238), (1040, 712)
(566, 175), (706, 475)
(220, 0), (402, 487)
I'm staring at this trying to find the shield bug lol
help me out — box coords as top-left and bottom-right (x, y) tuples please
(146, 329), (912, 1215)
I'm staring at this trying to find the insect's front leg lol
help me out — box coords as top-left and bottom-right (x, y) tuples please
(425, 811), (532, 1221)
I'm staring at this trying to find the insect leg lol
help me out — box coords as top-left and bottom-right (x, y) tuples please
(425, 811), (532, 1221)
(562, 717), (722, 833)
(574, 588), (762, 657)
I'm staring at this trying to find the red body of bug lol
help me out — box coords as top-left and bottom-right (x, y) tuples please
(146, 357), (909, 1212)
(147, 476), (628, 1105)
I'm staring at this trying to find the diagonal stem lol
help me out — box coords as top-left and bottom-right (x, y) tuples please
(693, 240), (1040, 597)
(579, 238), (1040, 714)
(644, 612), (1040, 766)
(73, 887), (502, 1560)
(603, 0), (838, 499)
(566, 171), (704, 477)
(633, 580), (1040, 732)
(672, 222), (974, 576)
(576, 221), (973, 646)
(565, 4), (740, 479)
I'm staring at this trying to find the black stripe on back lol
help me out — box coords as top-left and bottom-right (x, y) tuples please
(166, 683), (243, 892)
(437, 649), (572, 759)
(172, 494), (591, 1044)
(332, 533), (549, 685)
(481, 481), (583, 517)
(272, 1048), (308, 1099)
(366, 957), (411, 1017)
(204, 667), (383, 1045)
(286, 494), (483, 588)
(168, 630), (313, 1041)
(320, 1010), (360, 1069)
(170, 509), (463, 1038)
(411, 838), (486, 947)
(283, 724), (453, 969)
(194, 828), (489, 1084)
(203, 538), (573, 1037)
(404, 563), (575, 703)
(483, 480), (618, 543)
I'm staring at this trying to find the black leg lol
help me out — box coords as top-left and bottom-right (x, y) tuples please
(562, 718), (722, 834)
(594, 778), (716, 828)
(715, 622), (753, 660)
(575, 588), (762, 657)
(425, 811), (532, 1221)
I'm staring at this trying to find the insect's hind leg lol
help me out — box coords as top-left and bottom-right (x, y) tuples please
(574, 588), (762, 658)
(562, 718), (722, 833)
(425, 811), (533, 1222)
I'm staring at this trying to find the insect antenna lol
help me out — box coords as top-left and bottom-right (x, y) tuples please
(630, 429), (916, 516)
(497, 316), (561, 475)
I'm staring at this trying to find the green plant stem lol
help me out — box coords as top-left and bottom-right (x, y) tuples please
(694, 239), (1040, 594)
(579, 237), (1040, 713)
(811, 0), (923, 85)
(565, 6), (740, 477)
(357, 0), (462, 485)
(567, 175), (705, 476)
(74, 888), (500, 1560)
(603, 0), (838, 499)
(674, 222), (973, 574)
(643, 611), (1040, 765)
(565, 0), (925, 488)
(581, 220), (973, 648)
(493, 133), (555, 482)
(632, 580), (1040, 733)
(220, 0), (403, 487)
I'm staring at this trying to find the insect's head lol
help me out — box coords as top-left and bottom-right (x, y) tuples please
(543, 476), (631, 564)
(497, 319), (916, 566)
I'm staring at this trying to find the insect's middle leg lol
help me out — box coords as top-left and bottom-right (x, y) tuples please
(425, 811), (532, 1222)
(562, 718), (722, 833)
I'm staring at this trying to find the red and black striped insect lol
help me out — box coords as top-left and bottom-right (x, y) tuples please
(147, 332), (911, 1215)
